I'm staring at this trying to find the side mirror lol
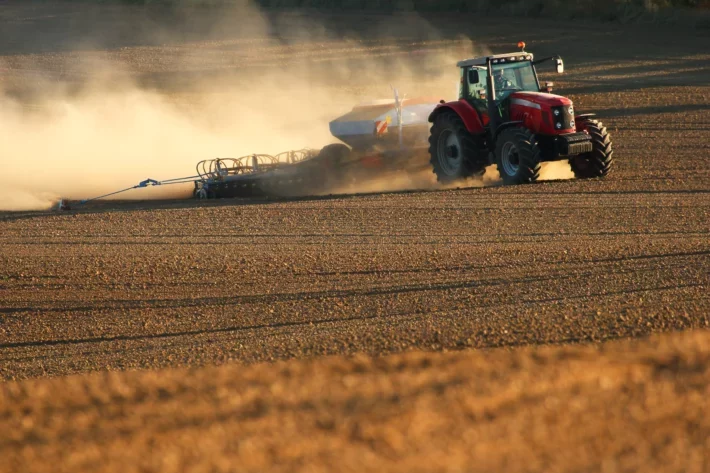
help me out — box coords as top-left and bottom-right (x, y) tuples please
(468, 69), (480, 84)
(556, 58), (564, 74)
(542, 81), (554, 93)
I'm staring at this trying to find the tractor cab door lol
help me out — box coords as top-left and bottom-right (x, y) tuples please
(461, 67), (489, 119)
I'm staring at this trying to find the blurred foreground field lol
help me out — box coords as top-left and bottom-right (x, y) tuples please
(2, 330), (709, 473)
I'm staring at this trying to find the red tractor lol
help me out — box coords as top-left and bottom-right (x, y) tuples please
(428, 43), (613, 185)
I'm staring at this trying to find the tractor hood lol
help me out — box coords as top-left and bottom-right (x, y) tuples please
(509, 91), (572, 109)
(508, 91), (576, 134)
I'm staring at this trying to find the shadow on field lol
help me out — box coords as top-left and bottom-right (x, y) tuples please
(1, 276), (705, 351)
(4, 179), (710, 224)
(600, 102), (710, 118)
(567, 67), (710, 95)
(0, 186), (459, 222)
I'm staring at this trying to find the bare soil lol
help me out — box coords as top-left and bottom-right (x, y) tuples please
(2, 329), (709, 473)
(0, 2), (709, 471)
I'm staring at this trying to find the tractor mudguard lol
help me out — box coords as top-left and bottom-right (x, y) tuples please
(492, 121), (524, 143)
(428, 100), (485, 135)
(574, 113), (596, 129)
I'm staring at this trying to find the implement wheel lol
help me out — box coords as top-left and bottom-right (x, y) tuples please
(318, 143), (352, 189)
(429, 112), (487, 183)
(570, 119), (614, 179)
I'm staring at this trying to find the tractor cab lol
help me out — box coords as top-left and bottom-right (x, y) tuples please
(428, 43), (613, 186)
(460, 53), (538, 102)
(457, 46), (564, 125)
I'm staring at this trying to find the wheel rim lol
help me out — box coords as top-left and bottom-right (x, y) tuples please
(500, 141), (520, 177)
(437, 129), (462, 176)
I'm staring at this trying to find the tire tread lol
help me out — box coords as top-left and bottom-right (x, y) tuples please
(495, 127), (541, 185)
(429, 112), (488, 183)
(571, 119), (614, 178)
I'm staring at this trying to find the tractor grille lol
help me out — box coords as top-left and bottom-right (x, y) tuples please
(557, 132), (593, 156)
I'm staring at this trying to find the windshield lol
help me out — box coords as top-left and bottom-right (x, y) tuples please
(492, 61), (539, 100)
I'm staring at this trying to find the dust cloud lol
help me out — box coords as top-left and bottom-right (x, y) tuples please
(0, 1), (485, 211)
(332, 165), (502, 195)
(539, 161), (575, 180)
(0, 80), (344, 209)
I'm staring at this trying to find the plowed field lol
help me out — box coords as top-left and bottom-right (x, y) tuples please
(0, 3), (709, 471)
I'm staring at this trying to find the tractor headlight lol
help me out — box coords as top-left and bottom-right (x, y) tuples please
(554, 109), (561, 116)
(556, 123), (562, 129)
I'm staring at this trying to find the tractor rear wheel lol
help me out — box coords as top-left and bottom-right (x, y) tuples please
(429, 112), (487, 183)
(570, 119), (613, 179)
(495, 127), (541, 185)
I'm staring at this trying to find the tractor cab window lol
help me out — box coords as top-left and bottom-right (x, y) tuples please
(491, 61), (539, 100)
(466, 67), (488, 101)
(462, 67), (488, 114)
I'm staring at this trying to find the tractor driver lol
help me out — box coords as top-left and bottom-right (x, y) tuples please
(494, 68), (515, 93)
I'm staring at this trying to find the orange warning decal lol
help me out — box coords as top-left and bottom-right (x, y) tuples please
(375, 120), (388, 135)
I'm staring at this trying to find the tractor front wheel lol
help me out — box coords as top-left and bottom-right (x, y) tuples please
(429, 112), (487, 183)
(495, 127), (541, 185)
(570, 119), (613, 179)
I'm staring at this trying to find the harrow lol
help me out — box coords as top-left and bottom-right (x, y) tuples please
(193, 149), (322, 199)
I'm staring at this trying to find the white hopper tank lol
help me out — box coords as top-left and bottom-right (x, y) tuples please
(329, 97), (440, 151)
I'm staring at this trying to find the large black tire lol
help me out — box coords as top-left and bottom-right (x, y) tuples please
(428, 112), (488, 183)
(570, 119), (613, 179)
(494, 127), (541, 185)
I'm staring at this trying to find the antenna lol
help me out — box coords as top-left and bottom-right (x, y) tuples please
(392, 86), (405, 148)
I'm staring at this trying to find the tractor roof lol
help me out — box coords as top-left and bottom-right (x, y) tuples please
(457, 52), (534, 68)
